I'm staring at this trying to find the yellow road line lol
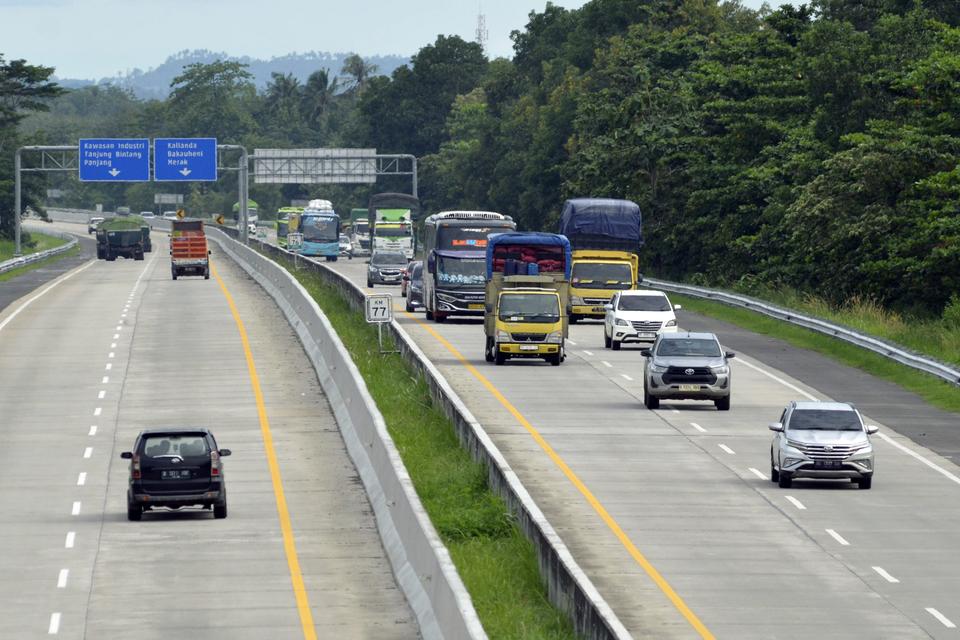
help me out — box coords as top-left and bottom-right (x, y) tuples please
(403, 310), (715, 640)
(214, 263), (317, 640)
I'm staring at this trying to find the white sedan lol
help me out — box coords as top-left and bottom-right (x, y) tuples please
(603, 290), (680, 350)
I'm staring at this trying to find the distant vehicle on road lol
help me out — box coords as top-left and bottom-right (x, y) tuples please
(170, 218), (210, 280)
(140, 211), (155, 219)
(641, 332), (734, 411)
(367, 250), (408, 287)
(162, 211), (178, 221)
(339, 234), (353, 259)
(87, 216), (104, 234)
(769, 401), (877, 490)
(96, 217), (146, 261)
(603, 290), (679, 350)
(121, 428), (231, 521)
(404, 261), (424, 312)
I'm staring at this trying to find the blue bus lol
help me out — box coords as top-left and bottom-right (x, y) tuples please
(291, 203), (341, 261)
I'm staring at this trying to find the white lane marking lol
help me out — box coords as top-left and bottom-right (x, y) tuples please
(691, 422), (707, 433)
(88, 425), (97, 436)
(115, 325), (122, 331)
(97, 390), (105, 399)
(110, 342), (116, 348)
(567, 339), (577, 346)
(71, 501), (81, 516)
(671, 408), (680, 414)
(83, 447), (92, 459)
(64, 532), (75, 548)
(48, 612), (61, 634)
(748, 467), (767, 480)
(112, 333), (119, 339)
(101, 376), (109, 384)
(105, 363), (112, 371)
(826, 528), (850, 546)
(583, 350), (595, 357)
(77, 473), (86, 486)
(57, 569), (69, 588)
(718, 444), (736, 455)
(120, 314), (126, 318)
(878, 433), (960, 486)
(872, 566), (899, 583)
(785, 495), (806, 510)
(0, 261), (95, 334)
(927, 608), (956, 628)
(601, 360), (613, 368)
(620, 374), (633, 381)
(93, 407), (101, 416)
(108, 352), (115, 358)
(734, 357), (818, 401)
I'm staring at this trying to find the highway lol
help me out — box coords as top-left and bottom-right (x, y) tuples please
(0, 226), (417, 639)
(326, 256), (960, 639)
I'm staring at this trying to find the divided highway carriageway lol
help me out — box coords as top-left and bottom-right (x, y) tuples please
(0, 226), (416, 639)
(327, 255), (960, 640)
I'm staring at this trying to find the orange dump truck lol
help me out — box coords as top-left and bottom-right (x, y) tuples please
(170, 219), (210, 280)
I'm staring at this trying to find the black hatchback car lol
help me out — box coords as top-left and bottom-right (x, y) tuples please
(121, 428), (231, 521)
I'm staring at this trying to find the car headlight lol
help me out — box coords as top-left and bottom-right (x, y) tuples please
(570, 296), (584, 305)
(545, 331), (563, 343)
(711, 365), (729, 374)
(497, 330), (510, 342)
(783, 457), (803, 467)
(649, 362), (668, 373)
(665, 319), (677, 327)
(437, 293), (457, 302)
(615, 318), (629, 326)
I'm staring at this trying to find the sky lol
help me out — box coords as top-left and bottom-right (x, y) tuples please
(0, 0), (792, 80)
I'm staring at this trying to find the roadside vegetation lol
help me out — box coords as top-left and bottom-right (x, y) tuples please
(271, 252), (576, 640)
(673, 293), (960, 414)
(0, 242), (78, 283)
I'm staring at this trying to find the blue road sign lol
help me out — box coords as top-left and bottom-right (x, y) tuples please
(154, 138), (218, 181)
(78, 138), (150, 182)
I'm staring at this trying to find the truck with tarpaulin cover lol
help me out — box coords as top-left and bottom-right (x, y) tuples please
(558, 198), (643, 323)
(422, 211), (516, 322)
(369, 193), (418, 259)
(170, 218), (210, 280)
(483, 232), (571, 366)
(96, 216), (147, 261)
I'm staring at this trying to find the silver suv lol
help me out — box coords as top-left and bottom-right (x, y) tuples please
(769, 401), (878, 489)
(641, 332), (734, 410)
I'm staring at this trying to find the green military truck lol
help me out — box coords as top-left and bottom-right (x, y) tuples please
(96, 217), (147, 261)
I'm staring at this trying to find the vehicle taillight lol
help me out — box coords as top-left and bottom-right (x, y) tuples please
(132, 455), (141, 479)
(210, 450), (220, 476)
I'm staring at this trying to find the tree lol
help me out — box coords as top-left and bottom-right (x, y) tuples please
(341, 54), (378, 94)
(301, 69), (338, 129)
(167, 60), (257, 140)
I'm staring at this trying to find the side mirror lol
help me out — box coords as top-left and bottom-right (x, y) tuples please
(640, 348), (652, 357)
(120, 451), (133, 459)
(219, 448), (232, 456)
(208, 250), (211, 255)
(865, 425), (879, 435)
(603, 304), (613, 310)
(725, 352), (736, 359)
(674, 304), (682, 311)
(768, 422), (784, 432)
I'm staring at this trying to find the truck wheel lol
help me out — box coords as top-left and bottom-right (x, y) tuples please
(96, 248), (104, 260)
(548, 353), (561, 366)
(494, 347), (506, 366)
(127, 502), (142, 521)
(604, 331), (611, 348)
(405, 300), (415, 313)
(204, 267), (210, 280)
(135, 250), (144, 261)
(484, 338), (494, 363)
(214, 498), (228, 519)
(435, 313), (446, 323)
(425, 307), (433, 321)
(569, 315), (579, 325)
(715, 395), (731, 411)
(611, 339), (621, 351)
(367, 280), (373, 288)
(172, 267), (178, 281)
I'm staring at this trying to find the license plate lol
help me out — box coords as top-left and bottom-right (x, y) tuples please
(592, 307), (606, 313)
(519, 345), (539, 351)
(678, 384), (700, 392)
(469, 304), (484, 310)
(639, 332), (656, 339)
(161, 469), (191, 480)
(815, 460), (842, 469)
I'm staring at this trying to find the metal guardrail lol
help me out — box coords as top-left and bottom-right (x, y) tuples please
(0, 225), (78, 275)
(643, 276), (960, 386)
(214, 225), (631, 640)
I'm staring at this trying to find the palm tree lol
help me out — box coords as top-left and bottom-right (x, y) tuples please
(301, 69), (338, 126)
(264, 72), (301, 115)
(341, 54), (378, 94)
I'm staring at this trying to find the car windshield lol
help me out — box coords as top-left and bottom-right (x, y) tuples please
(656, 338), (721, 357)
(789, 410), (863, 431)
(498, 293), (560, 322)
(142, 434), (209, 458)
(355, 223), (369, 234)
(619, 295), (671, 311)
(437, 256), (485, 286)
(410, 264), (423, 279)
(572, 263), (632, 289)
(301, 215), (338, 242)
(372, 253), (407, 266)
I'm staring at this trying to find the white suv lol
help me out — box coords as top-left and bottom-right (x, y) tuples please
(604, 290), (680, 350)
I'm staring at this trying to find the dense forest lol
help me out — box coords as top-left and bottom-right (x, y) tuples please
(3, 0), (960, 315)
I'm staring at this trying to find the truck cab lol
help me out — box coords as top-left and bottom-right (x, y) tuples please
(483, 232), (572, 366)
(570, 250), (639, 318)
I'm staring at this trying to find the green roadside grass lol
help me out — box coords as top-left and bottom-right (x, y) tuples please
(672, 293), (960, 414)
(273, 254), (576, 640)
(0, 235), (78, 283)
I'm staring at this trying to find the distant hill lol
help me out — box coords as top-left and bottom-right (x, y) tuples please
(55, 49), (409, 99)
